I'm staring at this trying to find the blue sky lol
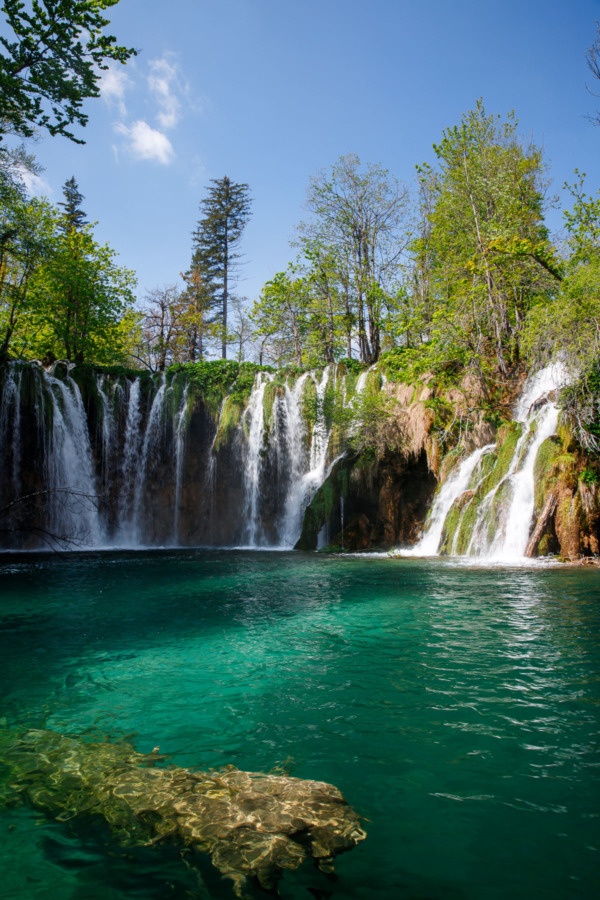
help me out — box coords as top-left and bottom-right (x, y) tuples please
(12, 0), (600, 305)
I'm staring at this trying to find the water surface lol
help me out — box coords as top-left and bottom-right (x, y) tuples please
(0, 551), (598, 898)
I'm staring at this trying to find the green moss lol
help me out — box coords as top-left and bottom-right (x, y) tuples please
(580, 467), (599, 486)
(263, 381), (284, 430)
(342, 371), (359, 401)
(533, 436), (562, 512)
(295, 460), (350, 551)
(439, 496), (466, 554)
(302, 377), (318, 430)
(477, 422), (522, 497)
(452, 494), (481, 555)
(213, 395), (245, 450)
(439, 448), (463, 483)
(537, 534), (556, 556)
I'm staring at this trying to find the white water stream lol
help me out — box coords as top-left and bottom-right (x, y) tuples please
(396, 364), (568, 562)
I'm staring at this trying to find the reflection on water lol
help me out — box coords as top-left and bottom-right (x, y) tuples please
(0, 551), (599, 899)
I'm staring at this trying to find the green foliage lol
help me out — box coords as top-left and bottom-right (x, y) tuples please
(559, 363), (600, 454)
(0, 0), (136, 143)
(337, 357), (363, 374)
(409, 101), (557, 397)
(0, 174), (56, 359)
(522, 177), (600, 452)
(169, 359), (271, 418)
(27, 224), (137, 363)
(581, 467), (599, 486)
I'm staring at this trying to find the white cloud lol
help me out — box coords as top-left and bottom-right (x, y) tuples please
(115, 120), (175, 165)
(100, 64), (131, 118)
(19, 170), (52, 196)
(147, 55), (184, 130)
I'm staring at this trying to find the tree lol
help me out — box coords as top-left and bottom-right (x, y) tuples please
(0, 0), (136, 143)
(299, 154), (409, 364)
(408, 102), (559, 399)
(30, 224), (137, 363)
(251, 269), (309, 367)
(191, 176), (252, 359)
(228, 296), (253, 362)
(58, 175), (87, 232)
(179, 265), (214, 362)
(138, 285), (187, 372)
(587, 21), (600, 125)
(523, 175), (600, 451)
(0, 171), (55, 360)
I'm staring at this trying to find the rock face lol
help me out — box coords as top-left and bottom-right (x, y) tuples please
(1, 361), (598, 557)
(296, 450), (437, 552)
(0, 728), (366, 897)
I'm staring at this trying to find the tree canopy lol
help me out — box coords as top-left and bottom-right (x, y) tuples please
(0, 0), (136, 143)
(189, 177), (252, 359)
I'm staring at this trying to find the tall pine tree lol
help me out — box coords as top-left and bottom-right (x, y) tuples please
(190, 177), (252, 358)
(58, 176), (87, 232)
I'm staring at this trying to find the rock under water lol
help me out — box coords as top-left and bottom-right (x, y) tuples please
(0, 728), (366, 896)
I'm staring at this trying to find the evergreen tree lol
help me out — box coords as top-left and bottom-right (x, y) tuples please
(191, 176), (252, 359)
(58, 176), (87, 232)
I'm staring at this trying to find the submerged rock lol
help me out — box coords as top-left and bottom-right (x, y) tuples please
(0, 728), (365, 896)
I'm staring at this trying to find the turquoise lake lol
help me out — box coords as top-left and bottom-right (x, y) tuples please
(0, 551), (599, 898)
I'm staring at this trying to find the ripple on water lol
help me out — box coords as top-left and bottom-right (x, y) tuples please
(0, 551), (598, 899)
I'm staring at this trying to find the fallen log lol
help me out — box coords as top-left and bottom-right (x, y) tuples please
(525, 491), (558, 558)
(0, 728), (366, 896)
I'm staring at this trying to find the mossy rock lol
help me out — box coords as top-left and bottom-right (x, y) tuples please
(213, 394), (246, 450)
(439, 491), (473, 554)
(263, 381), (285, 431)
(295, 459), (350, 551)
(302, 377), (318, 430)
(532, 436), (573, 513)
(439, 448), (464, 484)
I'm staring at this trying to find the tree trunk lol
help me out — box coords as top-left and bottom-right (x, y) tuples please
(525, 492), (558, 558)
(222, 218), (228, 359)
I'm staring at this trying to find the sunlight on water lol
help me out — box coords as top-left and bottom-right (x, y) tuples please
(0, 551), (599, 899)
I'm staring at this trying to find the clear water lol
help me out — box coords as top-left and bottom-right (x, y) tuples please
(0, 551), (599, 899)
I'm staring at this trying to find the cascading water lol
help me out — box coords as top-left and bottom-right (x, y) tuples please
(476, 365), (566, 561)
(399, 364), (568, 562)
(401, 444), (496, 557)
(117, 378), (143, 542)
(42, 367), (103, 546)
(279, 367), (334, 547)
(241, 372), (273, 546)
(173, 384), (189, 542)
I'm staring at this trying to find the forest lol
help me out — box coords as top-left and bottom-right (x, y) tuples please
(0, 2), (599, 458)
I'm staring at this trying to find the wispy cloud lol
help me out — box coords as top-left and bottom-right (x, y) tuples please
(115, 120), (175, 165)
(147, 55), (185, 130)
(100, 63), (131, 118)
(19, 170), (52, 196)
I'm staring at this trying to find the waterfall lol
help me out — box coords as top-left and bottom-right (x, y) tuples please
(398, 364), (568, 562)
(402, 444), (496, 556)
(242, 372), (273, 546)
(130, 375), (167, 544)
(42, 368), (103, 547)
(117, 378), (143, 543)
(0, 365), (23, 498)
(276, 373), (310, 546)
(279, 366), (334, 547)
(238, 366), (338, 549)
(479, 366), (565, 561)
(173, 383), (189, 542)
